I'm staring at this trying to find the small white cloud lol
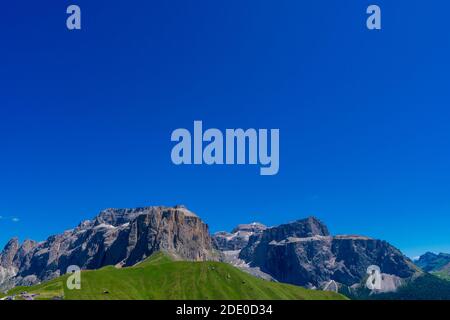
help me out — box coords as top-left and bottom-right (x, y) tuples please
(0, 216), (20, 222)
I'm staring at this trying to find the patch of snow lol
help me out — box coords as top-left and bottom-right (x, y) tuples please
(94, 223), (117, 230)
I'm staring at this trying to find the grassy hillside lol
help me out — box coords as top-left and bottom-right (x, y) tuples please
(434, 272), (450, 281)
(374, 273), (450, 300)
(343, 273), (450, 300)
(4, 252), (346, 300)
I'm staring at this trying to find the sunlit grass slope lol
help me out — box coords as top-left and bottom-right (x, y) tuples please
(5, 252), (347, 300)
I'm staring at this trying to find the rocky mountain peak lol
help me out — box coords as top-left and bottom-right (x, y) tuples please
(94, 207), (149, 226)
(231, 222), (267, 234)
(239, 216), (416, 288)
(424, 252), (437, 257)
(259, 216), (329, 243)
(19, 239), (37, 252)
(416, 252), (438, 262)
(2, 237), (19, 251)
(292, 216), (330, 237)
(0, 237), (20, 268)
(415, 251), (450, 273)
(213, 222), (267, 251)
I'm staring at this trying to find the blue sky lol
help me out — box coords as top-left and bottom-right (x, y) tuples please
(0, 1), (449, 258)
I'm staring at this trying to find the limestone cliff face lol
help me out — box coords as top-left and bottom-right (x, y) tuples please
(0, 205), (215, 290)
(239, 217), (417, 288)
(0, 238), (38, 291)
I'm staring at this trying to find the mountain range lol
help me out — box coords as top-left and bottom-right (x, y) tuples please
(1, 205), (449, 299)
(414, 252), (450, 280)
(214, 216), (421, 293)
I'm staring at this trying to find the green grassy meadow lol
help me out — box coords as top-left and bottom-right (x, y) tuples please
(3, 252), (347, 300)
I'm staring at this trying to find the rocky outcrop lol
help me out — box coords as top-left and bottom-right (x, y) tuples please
(213, 222), (266, 251)
(0, 205), (216, 290)
(0, 238), (38, 291)
(239, 217), (418, 289)
(0, 238), (20, 268)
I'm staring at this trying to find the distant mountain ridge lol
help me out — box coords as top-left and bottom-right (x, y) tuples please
(414, 252), (450, 280)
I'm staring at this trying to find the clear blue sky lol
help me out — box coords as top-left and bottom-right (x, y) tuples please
(1, 1), (449, 258)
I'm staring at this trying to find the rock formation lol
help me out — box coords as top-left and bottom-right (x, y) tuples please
(239, 217), (418, 289)
(0, 205), (215, 291)
(212, 222), (266, 251)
